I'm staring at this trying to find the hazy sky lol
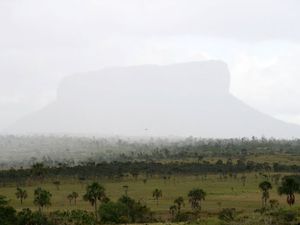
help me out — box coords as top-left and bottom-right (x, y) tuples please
(1, 0), (300, 129)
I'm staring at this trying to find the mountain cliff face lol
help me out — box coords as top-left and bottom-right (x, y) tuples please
(6, 61), (300, 138)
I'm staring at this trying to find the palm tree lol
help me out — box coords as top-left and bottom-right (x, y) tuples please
(33, 187), (52, 212)
(259, 181), (272, 208)
(169, 205), (177, 219)
(53, 181), (61, 190)
(131, 171), (139, 181)
(31, 163), (46, 181)
(123, 185), (129, 197)
(278, 177), (300, 207)
(174, 196), (184, 213)
(72, 192), (79, 205)
(122, 185), (129, 220)
(15, 187), (27, 205)
(83, 182), (106, 221)
(241, 175), (246, 187)
(188, 188), (206, 211)
(152, 189), (162, 206)
(67, 194), (73, 205)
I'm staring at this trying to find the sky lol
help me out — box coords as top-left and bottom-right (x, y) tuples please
(1, 0), (300, 130)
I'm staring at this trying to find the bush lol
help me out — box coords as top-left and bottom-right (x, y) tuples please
(174, 212), (194, 222)
(0, 205), (17, 225)
(272, 209), (298, 224)
(0, 195), (17, 225)
(69, 210), (96, 225)
(49, 210), (95, 225)
(99, 202), (128, 224)
(17, 209), (51, 225)
(118, 195), (152, 223)
(218, 208), (237, 223)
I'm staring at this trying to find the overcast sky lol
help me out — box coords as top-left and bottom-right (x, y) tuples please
(1, 0), (300, 129)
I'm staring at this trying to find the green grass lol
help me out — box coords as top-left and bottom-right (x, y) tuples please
(0, 173), (296, 214)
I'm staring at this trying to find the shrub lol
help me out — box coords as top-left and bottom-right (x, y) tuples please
(99, 202), (128, 224)
(218, 208), (237, 223)
(0, 205), (17, 225)
(17, 209), (51, 225)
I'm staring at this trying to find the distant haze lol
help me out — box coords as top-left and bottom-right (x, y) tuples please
(6, 61), (300, 138)
(1, 1), (300, 130)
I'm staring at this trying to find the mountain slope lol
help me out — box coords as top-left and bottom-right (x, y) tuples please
(6, 61), (300, 138)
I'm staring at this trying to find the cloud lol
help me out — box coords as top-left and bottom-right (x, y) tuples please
(1, 0), (300, 47)
(230, 44), (300, 124)
(0, 0), (300, 128)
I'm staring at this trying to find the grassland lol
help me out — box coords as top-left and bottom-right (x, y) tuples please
(0, 173), (297, 216)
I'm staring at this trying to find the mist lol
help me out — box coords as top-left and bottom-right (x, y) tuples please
(1, 0), (300, 133)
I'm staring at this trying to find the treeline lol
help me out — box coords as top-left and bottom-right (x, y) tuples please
(1, 160), (300, 184)
(1, 135), (300, 168)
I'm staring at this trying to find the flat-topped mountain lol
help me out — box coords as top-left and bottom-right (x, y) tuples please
(6, 61), (300, 138)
